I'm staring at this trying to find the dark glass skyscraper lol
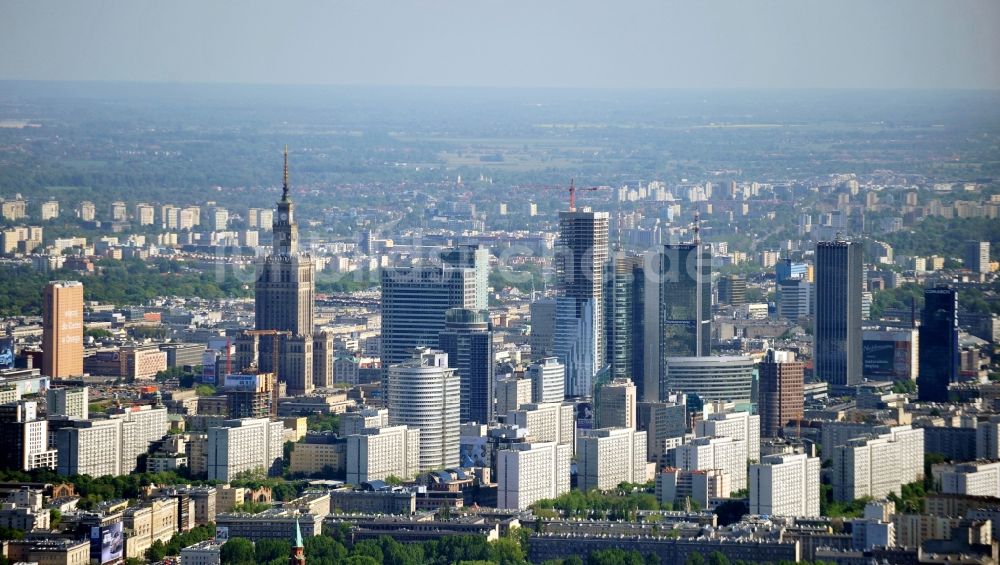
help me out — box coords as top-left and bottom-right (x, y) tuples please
(642, 243), (712, 403)
(658, 243), (712, 358)
(918, 286), (959, 402)
(604, 254), (645, 396)
(439, 308), (495, 424)
(814, 239), (863, 387)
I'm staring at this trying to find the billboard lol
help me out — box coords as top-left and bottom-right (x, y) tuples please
(91, 521), (123, 564)
(862, 329), (916, 380)
(202, 350), (218, 385)
(215, 526), (229, 543)
(0, 338), (13, 370)
(863, 342), (896, 376)
(576, 401), (594, 431)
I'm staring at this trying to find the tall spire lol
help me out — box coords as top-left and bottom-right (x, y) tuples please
(282, 145), (290, 202)
(294, 517), (303, 549)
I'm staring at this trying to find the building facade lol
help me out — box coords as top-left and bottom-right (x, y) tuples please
(918, 287), (959, 403)
(749, 453), (821, 517)
(387, 348), (460, 471)
(438, 308), (495, 424)
(758, 351), (804, 438)
(42, 281), (84, 379)
(814, 239), (863, 387)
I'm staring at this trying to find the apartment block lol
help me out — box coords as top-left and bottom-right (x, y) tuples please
(749, 453), (821, 517)
(346, 425), (420, 485)
(576, 427), (647, 492)
(497, 441), (571, 509)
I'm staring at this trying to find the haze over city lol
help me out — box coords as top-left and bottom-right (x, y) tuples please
(0, 2), (998, 565)
(2, 0), (999, 89)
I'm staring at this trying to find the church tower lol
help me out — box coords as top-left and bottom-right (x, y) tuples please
(289, 517), (305, 565)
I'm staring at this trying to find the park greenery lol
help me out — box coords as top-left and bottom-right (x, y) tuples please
(221, 532), (526, 565)
(307, 412), (341, 433)
(217, 532), (834, 565)
(530, 488), (660, 520)
(0, 258), (251, 317)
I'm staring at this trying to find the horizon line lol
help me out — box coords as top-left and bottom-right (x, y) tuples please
(1, 78), (998, 94)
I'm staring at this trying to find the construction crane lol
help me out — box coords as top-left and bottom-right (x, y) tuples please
(545, 179), (611, 212)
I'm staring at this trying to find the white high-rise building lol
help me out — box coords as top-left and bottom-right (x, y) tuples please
(696, 410), (761, 464)
(508, 402), (575, 449)
(832, 426), (924, 502)
(937, 461), (1000, 498)
(496, 378), (532, 416)
(206, 418), (284, 482)
(56, 418), (123, 477)
(576, 427), (647, 492)
(528, 357), (565, 404)
(111, 405), (169, 474)
(46, 387), (89, 419)
(387, 348), (460, 471)
(674, 436), (747, 491)
(0, 401), (57, 471)
(497, 441), (571, 510)
(346, 425), (420, 485)
(750, 453), (821, 517)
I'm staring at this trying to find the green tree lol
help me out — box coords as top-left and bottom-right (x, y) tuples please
(686, 552), (707, 565)
(220, 538), (256, 565)
(254, 539), (291, 563)
(708, 551), (731, 565)
(146, 539), (167, 562)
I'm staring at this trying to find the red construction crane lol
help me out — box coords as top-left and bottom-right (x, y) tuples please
(544, 179), (610, 211)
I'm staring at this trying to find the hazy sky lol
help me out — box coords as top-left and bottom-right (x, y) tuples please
(2, 0), (998, 89)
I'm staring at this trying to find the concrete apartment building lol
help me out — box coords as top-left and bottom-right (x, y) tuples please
(206, 418), (284, 481)
(55, 418), (123, 477)
(696, 410), (761, 464)
(832, 426), (925, 502)
(637, 400), (687, 462)
(673, 436), (747, 491)
(576, 427), (648, 492)
(508, 402), (575, 449)
(346, 425), (420, 485)
(340, 407), (389, 436)
(936, 461), (1000, 498)
(110, 405), (169, 474)
(496, 377), (532, 416)
(497, 441), (571, 509)
(656, 468), (730, 508)
(46, 387), (89, 419)
(749, 453), (821, 517)
(288, 432), (347, 476)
